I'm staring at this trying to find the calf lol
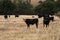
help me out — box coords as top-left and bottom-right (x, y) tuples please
(24, 18), (38, 28)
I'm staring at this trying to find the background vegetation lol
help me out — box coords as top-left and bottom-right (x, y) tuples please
(0, 0), (60, 16)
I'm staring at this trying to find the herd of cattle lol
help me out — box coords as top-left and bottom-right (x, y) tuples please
(23, 15), (54, 28)
(4, 15), (54, 28)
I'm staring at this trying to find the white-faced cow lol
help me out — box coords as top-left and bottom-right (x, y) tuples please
(23, 18), (38, 28)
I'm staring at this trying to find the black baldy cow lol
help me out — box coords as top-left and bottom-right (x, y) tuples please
(23, 18), (38, 28)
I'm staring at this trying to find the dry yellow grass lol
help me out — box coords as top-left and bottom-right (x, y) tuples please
(0, 15), (60, 40)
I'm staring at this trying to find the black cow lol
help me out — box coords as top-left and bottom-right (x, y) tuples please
(4, 15), (8, 19)
(49, 17), (54, 22)
(15, 15), (19, 17)
(43, 17), (50, 27)
(24, 18), (38, 28)
(4, 15), (11, 19)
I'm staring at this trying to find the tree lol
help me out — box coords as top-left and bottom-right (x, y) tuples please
(17, 1), (33, 15)
(56, 0), (60, 11)
(0, 0), (16, 19)
(34, 0), (57, 18)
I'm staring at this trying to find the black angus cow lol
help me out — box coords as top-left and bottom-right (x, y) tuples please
(43, 16), (54, 27)
(4, 15), (10, 19)
(43, 16), (50, 27)
(4, 15), (8, 19)
(24, 18), (38, 28)
(49, 17), (54, 22)
(15, 15), (19, 17)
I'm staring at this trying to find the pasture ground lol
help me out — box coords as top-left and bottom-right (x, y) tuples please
(0, 15), (60, 40)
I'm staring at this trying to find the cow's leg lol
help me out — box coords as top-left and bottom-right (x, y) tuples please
(9, 15), (10, 18)
(36, 23), (38, 28)
(46, 24), (47, 28)
(43, 21), (46, 27)
(48, 23), (49, 27)
(44, 24), (45, 27)
(46, 23), (49, 28)
(27, 24), (30, 28)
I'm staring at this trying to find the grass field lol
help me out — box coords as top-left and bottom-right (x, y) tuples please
(0, 15), (60, 40)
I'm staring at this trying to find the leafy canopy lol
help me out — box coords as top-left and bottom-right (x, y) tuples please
(17, 1), (33, 15)
(0, 0), (16, 15)
(34, 0), (57, 16)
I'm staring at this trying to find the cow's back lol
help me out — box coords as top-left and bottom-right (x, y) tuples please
(25, 18), (38, 24)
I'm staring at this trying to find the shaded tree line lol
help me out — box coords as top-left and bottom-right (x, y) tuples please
(0, 0), (60, 19)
